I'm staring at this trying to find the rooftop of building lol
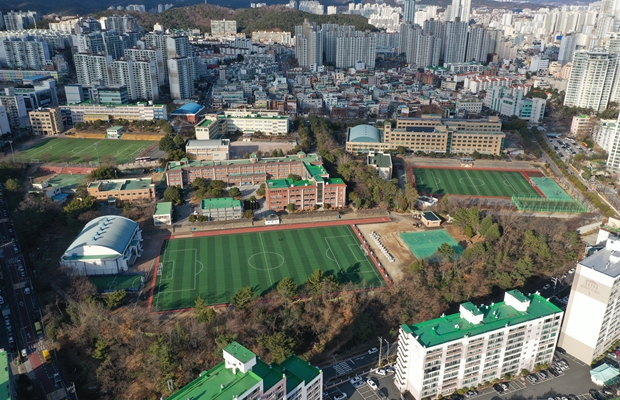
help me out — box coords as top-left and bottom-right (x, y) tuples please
(171, 102), (204, 115)
(167, 153), (321, 170)
(187, 139), (230, 148)
(348, 124), (381, 143)
(368, 152), (392, 168)
(63, 100), (165, 108)
(266, 177), (344, 189)
(224, 342), (255, 363)
(579, 244), (620, 279)
(0, 350), (8, 400)
(154, 202), (172, 215)
(63, 215), (139, 258)
(88, 178), (153, 192)
(108, 125), (124, 131)
(401, 292), (562, 348)
(422, 211), (440, 221)
(217, 113), (289, 120)
(197, 118), (214, 127)
(201, 197), (242, 210)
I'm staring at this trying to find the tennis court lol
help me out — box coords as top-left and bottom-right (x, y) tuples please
(47, 174), (87, 190)
(20, 138), (154, 164)
(152, 225), (385, 311)
(530, 177), (572, 200)
(400, 230), (463, 261)
(90, 274), (145, 293)
(413, 168), (541, 197)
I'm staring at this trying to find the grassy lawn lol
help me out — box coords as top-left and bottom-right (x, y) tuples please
(19, 138), (154, 164)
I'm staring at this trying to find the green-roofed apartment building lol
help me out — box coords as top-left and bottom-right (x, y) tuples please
(395, 290), (563, 399)
(168, 342), (322, 400)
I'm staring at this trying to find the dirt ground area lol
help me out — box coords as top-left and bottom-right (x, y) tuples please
(230, 141), (296, 156)
(357, 213), (472, 282)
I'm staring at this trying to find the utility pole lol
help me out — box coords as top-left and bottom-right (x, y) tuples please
(384, 338), (390, 364)
(378, 336), (383, 368)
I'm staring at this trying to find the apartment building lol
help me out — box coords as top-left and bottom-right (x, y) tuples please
(211, 19), (237, 36)
(346, 117), (505, 155)
(200, 197), (243, 220)
(0, 39), (51, 70)
(28, 107), (64, 135)
(265, 176), (346, 211)
(86, 178), (155, 202)
(558, 224), (620, 364)
(564, 50), (619, 112)
(395, 290), (563, 398)
(570, 115), (594, 137)
(168, 342), (322, 400)
(185, 139), (230, 161)
(166, 152), (320, 188)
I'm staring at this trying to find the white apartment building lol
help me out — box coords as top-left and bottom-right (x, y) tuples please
(395, 290), (563, 398)
(124, 48), (165, 86)
(3, 10), (39, 31)
(0, 105), (11, 135)
(74, 53), (113, 86)
(559, 224), (620, 364)
(219, 110), (289, 135)
(211, 19), (237, 36)
(456, 99), (483, 113)
(60, 102), (167, 123)
(564, 50), (619, 112)
(335, 31), (376, 69)
(111, 59), (159, 101)
(594, 119), (617, 154)
(295, 19), (323, 69)
(0, 39), (51, 70)
(168, 57), (196, 100)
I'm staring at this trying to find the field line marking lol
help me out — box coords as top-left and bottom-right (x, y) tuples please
(348, 244), (367, 262)
(464, 169), (482, 196)
(345, 227), (381, 282)
(430, 171), (440, 190)
(502, 173), (518, 193)
(323, 237), (344, 273)
(258, 233), (274, 288)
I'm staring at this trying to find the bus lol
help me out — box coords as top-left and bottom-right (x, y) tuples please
(135, 156), (151, 163)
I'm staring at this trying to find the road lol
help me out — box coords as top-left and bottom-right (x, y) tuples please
(0, 196), (59, 396)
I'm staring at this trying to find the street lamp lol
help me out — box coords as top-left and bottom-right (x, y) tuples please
(384, 338), (390, 364)
(8, 140), (13, 157)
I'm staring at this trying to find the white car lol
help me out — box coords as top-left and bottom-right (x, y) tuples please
(568, 268), (575, 274)
(334, 393), (347, 400)
(543, 284), (551, 290)
(368, 347), (378, 354)
(367, 379), (378, 390)
(349, 376), (363, 386)
(376, 368), (387, 376)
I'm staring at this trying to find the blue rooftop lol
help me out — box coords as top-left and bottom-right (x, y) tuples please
(64, 216), (138, 257)
(172, 103), (204, 115)
(348, 124), (380, 143)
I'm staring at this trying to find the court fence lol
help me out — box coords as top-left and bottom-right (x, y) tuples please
(512, 194), (589, 213)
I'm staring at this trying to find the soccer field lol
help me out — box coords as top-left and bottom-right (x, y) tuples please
(413, 168), (541, 197)
(19, 138), (154, 164)
(151, 225), (385, 311)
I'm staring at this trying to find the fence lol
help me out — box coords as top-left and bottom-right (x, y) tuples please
(512, 194), (589, 213)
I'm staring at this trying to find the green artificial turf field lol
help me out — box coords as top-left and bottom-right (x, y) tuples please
(413, 168), (541, 197)
(20, 138), (154, 164)
(400, 229), (463, 262)
(152, 225), (385, 310)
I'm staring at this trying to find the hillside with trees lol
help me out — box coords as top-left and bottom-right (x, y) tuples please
(94, 5), (376, 33)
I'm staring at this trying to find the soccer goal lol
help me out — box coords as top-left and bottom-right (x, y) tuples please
(360, 245), (369, 256)
(157, 262), (163, 276)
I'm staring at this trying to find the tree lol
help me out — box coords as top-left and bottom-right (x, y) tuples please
(209, 180), (226, 191)
(164, 186), (183, 205)
(258, 331), (296, 363)
(286, 203), (296, 212)
(396, 146), (406, 155)
(194, 296), (216, 324)
(188, 214), (197, 223)
(105, 290), (126, 309)
(228, 187), (241, 197)
(479, 215), (493, 237)
(158, 135), (177, 152)
(231, 286), (254, 310)
(93, 338), (110, 360)
(464, 225), (474, 238)
(404, 183), (418, 209)
(287, 173), (301, 181)
(437, 243), (455, 261)
(64, 196), (98, 218)
(173, 134), (186, 149)
(88, 166), (120, 180)
(276, 277), (298, 301)
(4, 178), (19, 191)
(244, 209), (254, 219)
(483, 223), (501, 241)
(256, 183), (266, 197)
(191, 177), (208, 191)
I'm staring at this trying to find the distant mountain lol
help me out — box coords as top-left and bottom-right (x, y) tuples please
(95, 5), (378, 33)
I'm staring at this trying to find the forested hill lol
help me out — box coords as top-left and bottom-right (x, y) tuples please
(95, 5), (377, 33)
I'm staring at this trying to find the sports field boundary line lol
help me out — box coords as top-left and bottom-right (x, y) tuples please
(346, 228), (382, 283)
(520, 170), (546, 198)
(258, 233), (274, 288)
(464, 169), (482, 197)
(147, 218), (392, 314)
(324, 238), (344, 272)
(412, 166), (541, 173)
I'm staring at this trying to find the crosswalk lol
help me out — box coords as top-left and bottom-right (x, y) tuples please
(333, 361), (353, 375)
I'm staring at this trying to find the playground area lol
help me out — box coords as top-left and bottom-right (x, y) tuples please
(413, 167), (541, 198)
(19, 138), (154, 164)
(150, 224), (386, 311)
(400, 229), (464, 262)
(90, 274), (145, 293)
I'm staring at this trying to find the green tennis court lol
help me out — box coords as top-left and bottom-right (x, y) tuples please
(413, 168), (541, 197)
(530, 177), (572, 200)
(90, 274), (144, 293)
(20, 138), (154, 164)
(47, 174), (87, 190)
(400, 230), (463, 261)
(152, 225), (385, 311)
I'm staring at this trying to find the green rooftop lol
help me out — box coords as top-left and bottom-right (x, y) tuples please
(251, 359), (285, 392)
(73, 99), (165, 107)
(167, 153), (321, 171)
(280, 355), (321, 387)
(108, 125), (124, 131)
(368, 152), (392, 168)
(167, 362), (262, 400)
(224, 342), (256, 363)
(266, 178), (315, 189)
(89, 178), (153, 192)
(198, 119), (214, 127)
(201, 197), (242, 210)
(155, 202), (172, 215)
(218, 114), (289, 120)
(401, 293), (562, 348)
(0, 350), (9, 400)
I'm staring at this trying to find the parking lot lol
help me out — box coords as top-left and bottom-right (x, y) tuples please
(324, 368), (400, 400)
(547, 136), (592, 160)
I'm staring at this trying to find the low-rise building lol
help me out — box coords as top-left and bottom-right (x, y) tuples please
(265, 176), (347, 211)
(28, 107), (64, 135)
(395, 290), (563, 398)
(87, 178), (155, 202)
(153, 202), (172, 226)
(367, 151), (392, 180)
(168, 341), (322, 400)
(195, 116), (228, 140)
(199, 197), (243, 220)
(455, 98), (483, 114)
(60, 215), (143, 275)
(219, 109), (289, 135)
(570, 115), (593, 137)
(60, 101), (167, 125)
(106, 125), (124, 138)
(421, 211), (441, 227)
(186, 139), (230, 161)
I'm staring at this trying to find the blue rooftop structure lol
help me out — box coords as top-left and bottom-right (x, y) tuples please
(65, 216), (139, 256)
(171, 103), (204, 115)
(348, 124), (381, 143)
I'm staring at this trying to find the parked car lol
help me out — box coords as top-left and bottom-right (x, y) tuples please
(543, 284), (551, 290)
(386, 366), (395, 374)
(350, 376), (363, 386)
(569, 268), (576, 274)
(493, 384), (504, 394)
(465, 390), (479, 398)
(334, 393), (347, 400)
(367, 379), (378, 390)
(538, 370), (549, 380)
(526, 374), (538, 384)
(368, 347), (378, 354)
(548, 367), (560, 377)
(376, 369), (387, 376)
